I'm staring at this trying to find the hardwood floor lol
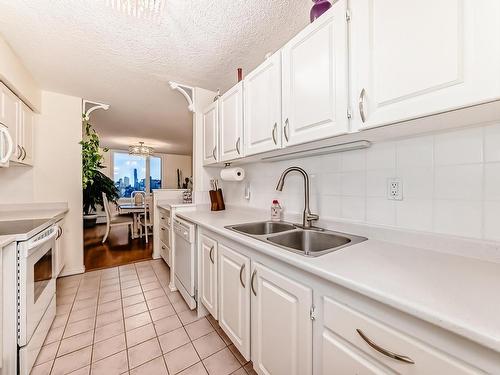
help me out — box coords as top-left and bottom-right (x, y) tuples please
(84, 223), (153, 271)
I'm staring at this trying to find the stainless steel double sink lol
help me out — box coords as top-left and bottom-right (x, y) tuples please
(225, 221), (367, 257)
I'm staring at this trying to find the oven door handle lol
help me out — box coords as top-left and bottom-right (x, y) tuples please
(27, 226), (58, 250)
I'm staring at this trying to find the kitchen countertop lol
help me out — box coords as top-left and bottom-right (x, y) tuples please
(176, 205), (500, 353)
(0, 202), (68, 246)
(157, 199), (196, 210)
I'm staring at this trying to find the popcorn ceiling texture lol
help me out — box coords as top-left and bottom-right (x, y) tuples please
(0, 0), (311, 154)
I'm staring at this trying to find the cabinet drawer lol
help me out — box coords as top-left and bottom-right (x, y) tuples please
(158, 209), (170, 228)
(159, 225), (170, 245)
(160, 240), (170, 265)
(323, 297), (481, 374)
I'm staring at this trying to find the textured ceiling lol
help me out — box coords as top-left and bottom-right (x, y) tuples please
(0, 0), (311, 154)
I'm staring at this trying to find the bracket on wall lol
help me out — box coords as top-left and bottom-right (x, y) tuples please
(83, 100), (110, 121)
(169, 81), (195, 112)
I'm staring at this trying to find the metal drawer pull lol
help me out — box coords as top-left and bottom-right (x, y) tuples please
(284, 119), (289, 142)
(272, 123), (277, 145)
(359, 88), (367, 123)
(209, 246), (215, 264)
(251, 270), (257, 296)
(236, 137), (241, 155)
(239, 264), (246, 288)
(161, 216), (166, 220)
(56, 226), (63, 240)
(22, 146), (27, 160)
(356, 329), (415, 364)
(161, 246), (166, 250)
(212, 146), (217, 161)
(161, 227), (166, 231)
(17, 145), (22, 159)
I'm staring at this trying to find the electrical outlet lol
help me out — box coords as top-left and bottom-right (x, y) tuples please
(387, 178), (403, 201)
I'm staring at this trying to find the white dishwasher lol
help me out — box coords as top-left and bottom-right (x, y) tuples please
(173, 217), (197, 309)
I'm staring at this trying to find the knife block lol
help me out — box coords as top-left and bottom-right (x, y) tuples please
(209, 189), (225, 211)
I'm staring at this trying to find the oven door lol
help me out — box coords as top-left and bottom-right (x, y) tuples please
(18, 226), (57, 346)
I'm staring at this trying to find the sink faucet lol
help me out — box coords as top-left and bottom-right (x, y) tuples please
(276, 166), (319, 228)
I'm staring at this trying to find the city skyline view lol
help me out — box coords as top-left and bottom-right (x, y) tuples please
(113, 152), (162, 197)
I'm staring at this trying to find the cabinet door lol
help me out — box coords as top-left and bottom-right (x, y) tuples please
(218, 244), (250, 360)
(0, 84), (20, 162)
(350, 0), (500, 130)
(219, 82), (244, 161)
(282, 1), (349, 147)
(202, 102), (218, 165)
(322, 330), (388, 375)
(199, 234), (218, 318)
(244, 52), (282, 156)
(19, 103), (34, 166)
(251, 262), (313, 375)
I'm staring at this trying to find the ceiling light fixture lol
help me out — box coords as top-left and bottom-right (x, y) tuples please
(129, 142), (154, 157)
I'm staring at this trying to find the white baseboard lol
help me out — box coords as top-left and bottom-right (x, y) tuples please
(59, 265), (85, 277)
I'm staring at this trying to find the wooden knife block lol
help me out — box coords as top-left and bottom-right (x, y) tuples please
(209, 189), (225, 211)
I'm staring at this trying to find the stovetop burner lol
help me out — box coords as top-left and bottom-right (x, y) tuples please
(0, 219), (51, 236)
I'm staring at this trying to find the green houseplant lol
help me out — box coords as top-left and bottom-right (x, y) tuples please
(81, 117), (119, 227)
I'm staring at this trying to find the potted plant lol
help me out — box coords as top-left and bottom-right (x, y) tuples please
(81, 117), (119, 227)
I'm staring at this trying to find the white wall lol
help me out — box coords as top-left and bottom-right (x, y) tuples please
(213, 123), (500, 242)
(162, 154), (192, 189)
(0, 35), (41, 111)
(33, 91), (83, 275)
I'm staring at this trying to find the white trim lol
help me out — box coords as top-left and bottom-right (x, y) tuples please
(58, 265), (85, 277)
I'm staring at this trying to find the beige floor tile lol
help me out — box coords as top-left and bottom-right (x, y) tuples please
(99, 284), (121, 295)
(228, 345), (248, 366)
(150, 304), (176, 322)
(72, 297), (98, 312)
(59, 286), (78, 297)
(125, 323), (156, 348)
(141, 281), (161, 292)
(99, 290), (121, 304)
(125, 311), (152, 331)
(192, 332), (226, 359)
(94, 320), (124, 343)
(34, 341), (59, 365)
(121, 286), (142, 298)
(230, 368), (246, 375)
(123, 301), (148, 318)
(243, 362), (257, 375)
(127, 338), (162, 369)
(92, 333), (127, 362)
(129, 357), (168, 375)
(91, 350), (129, 375)
(44, 326), (64, 345)
(51, 346), (92, 375)
(51, 313), (69, 329)
(58, 330), (94, 357)
(144, 288), (165, 300)
(154, 314), (182, 335)
(216, 329), (232, 345)
(122, 293), (145, 307)
(57, 294), (75, 306)
(172, 299), (190, 314)
(177, 362), (208, 375)
(166, 291), (183, 303)
(68, 306), (97, 324)
(96, 308), (123, 327)
(30, 359), (54, 375)
(177, 310), (200, 325)
(185, 318), (214, 341)
(56, 304), (72, 316)
(76, 289), (99, 301)
(121, 280), (140, 290)
(146, 295), (170, 310)
(164, 343), (200, 374)
(100, 277), (120, 286)
(97, 299), (122, 315)
(202, 348), (240, 375)
(158, 327), (190, 354)
(63, 317), (95, 339)
(67, 365), (90, 374)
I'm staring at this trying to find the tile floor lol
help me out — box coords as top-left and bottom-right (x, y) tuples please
(31, 259), (257, 375)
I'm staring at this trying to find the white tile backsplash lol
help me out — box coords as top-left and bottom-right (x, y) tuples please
(213, 123), (500, 242)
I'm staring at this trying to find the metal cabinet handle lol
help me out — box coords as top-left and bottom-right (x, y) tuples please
(56, 226), (63, 240)
(209, 246), (215, 264)
(236, 137), (241, 155)
(17, 145), (22, 160)
(212, 146), (217, 161)
(284, 119), (289, 142)
(161, 216), (165, 220)
(359, 88), (367, 123)
(161, 227), (165, 231)
(272, 123), (277, 145)
(356, 329), (415, 364)
(161, 245), (166, 250)
(251, 269), (257, 296)
(22, 146), (27, 161)
(239, 264), (246, 288)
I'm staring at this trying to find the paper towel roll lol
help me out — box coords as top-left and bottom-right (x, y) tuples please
(220, 167), (245, 182)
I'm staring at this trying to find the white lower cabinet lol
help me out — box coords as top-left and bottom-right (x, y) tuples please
(218, 244), (251, 360)
(199, 234), (218, 319)
(251, 262), (313, 375)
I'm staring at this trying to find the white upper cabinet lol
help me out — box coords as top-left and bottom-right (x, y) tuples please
(202, 101), (219, 166)
(218, 244), (251, 360)
(350, 0), (500, 130)
(0, 84), (19, 163)
(251, 262), (313, 375)
(244, 52), (282, 156)
(282, 1), (349, 147)
(219, 82), (244, 162)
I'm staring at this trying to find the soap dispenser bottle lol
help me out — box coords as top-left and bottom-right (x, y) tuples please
(271, 200), (282, 221)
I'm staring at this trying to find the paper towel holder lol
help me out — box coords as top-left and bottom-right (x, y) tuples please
(224, 163), (231, 168)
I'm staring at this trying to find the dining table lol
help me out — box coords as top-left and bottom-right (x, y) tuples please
(117, 203), (145, 238)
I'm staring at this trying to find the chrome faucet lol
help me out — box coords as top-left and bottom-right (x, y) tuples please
(276, 166), (319, 228)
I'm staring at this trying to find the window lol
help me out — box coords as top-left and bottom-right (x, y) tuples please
(113, 152), (162, 197)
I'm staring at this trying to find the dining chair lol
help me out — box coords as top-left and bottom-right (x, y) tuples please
(102, 192), (135, 243)
(138, 201), (154, 243)
(131, 191), (146, 205)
